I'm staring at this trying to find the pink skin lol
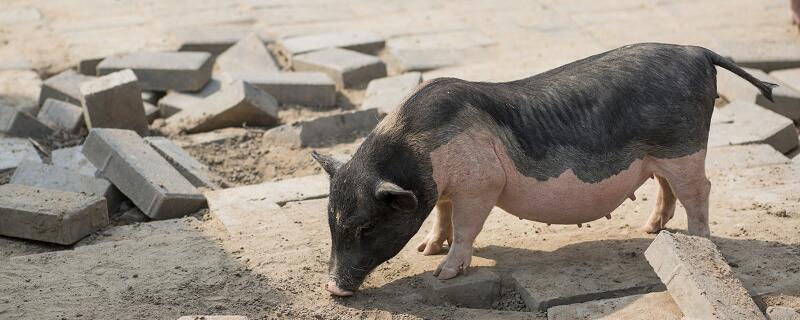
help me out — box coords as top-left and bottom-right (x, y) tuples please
(419, 127), (711, 280)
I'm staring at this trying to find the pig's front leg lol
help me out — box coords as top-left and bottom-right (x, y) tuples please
(417, 199), (453, 255)
(433, 193), (499, 280)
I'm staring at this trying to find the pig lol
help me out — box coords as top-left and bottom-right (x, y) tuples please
(312, 42), (776, 297)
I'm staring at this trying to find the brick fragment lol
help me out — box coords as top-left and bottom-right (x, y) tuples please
(232, 72), (336, 108)
(97, 52), (213, 91)
(423, 268), (501, 309)
(144, 136), (215, 188)
(0, 137), (42, 172)
(293, 48), (386, 89)
(79, 69), (149, 136)
(362, 72), (422, 114)
(263, 108), (379, 147)
(0, 104), (54, 138)
(37, 98), (85, 133)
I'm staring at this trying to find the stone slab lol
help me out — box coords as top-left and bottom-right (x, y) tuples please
(232, 72), (336, 108)
(362, 72), (422, 115)
(39, 69), (95, 106)
(263, 108), (380, 147)
(82, 128), (206, 220)
(144, 136), (215, 189)
(37, 98), (85, 133)
(10, 161), (123, 214)
(216, 34), (280, 80)
(717, 67), (800, 122)
(165, 80), (279, 133)
(158, 79), (224, 118)
(278, 31), (385, 56)
(767, 306), (800, 320)
(0, 104), (54, 139)
(546, 291), (682, 320)
(97, 52), (213, 91)
(644, 231), (765, 320)
(51, 146), (98, 176)
(293, 48), (386, 89)
(709, 101), (798, 154)
(79, 69), (149, 136)
(174, 24), (266, 56)
(0, 184), (108, 245)
(0, 137), (42, 172)
(423, 268), (501, 308)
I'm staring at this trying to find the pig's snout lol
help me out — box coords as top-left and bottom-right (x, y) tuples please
(326, 280), (354, 297)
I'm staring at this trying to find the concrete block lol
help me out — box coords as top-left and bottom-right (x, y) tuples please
(144, 136), (215, 189)
(293, 48), (386, 89)
(77, 57), (104, 76)
(278, 31), (385, 56)
(362, 72), (422, 115)
(165, 80), (279, 133)
(97, 52), (213, 91)
(177, 316), (248, 320)
(0, 69), (41, 115)
(547, 291), (682, 320)
(709, 101), (798, 153)
(144, 102), (159, 123)
(0, 137), (42, 172)
(767, 306), (800, 320)
(10, 161), (123, 214)
(51, 146), (98, 176)
(644, 231), (765, 320)
(0, 184), (108, 245)
(81, 128), (206, 220)
(216, 34), (280, 80)
(263, 108), (380, 147)
(39, 69), (95, 106)
(423, 268), (501, 308)
(0, 104), (54, 138)
(79, 69), (149, 136)
(717, 67), (800, 122)
(174, 25), (267, 56)
(37, 98), (85, 133)
(231, 72), (336, 108)
(158, 79), (224, 118)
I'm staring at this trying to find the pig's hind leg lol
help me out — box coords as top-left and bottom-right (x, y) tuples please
(433, 193), (499, 280)
(650, 150), (711, 237)
(417, 199), (454, 255)
(639, 175), (677, 233)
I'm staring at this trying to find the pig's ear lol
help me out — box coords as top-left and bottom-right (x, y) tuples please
(311, 151), (343, 177)
(375, 181), (418, 212)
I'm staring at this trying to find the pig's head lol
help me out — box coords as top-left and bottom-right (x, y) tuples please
(311, 150), (431, 297)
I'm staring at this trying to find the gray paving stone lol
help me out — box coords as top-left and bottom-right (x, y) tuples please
(767, 306), (800, 320)
(0, 137), (42, 172)
(293, 48), (386, 89)
(144, 102), (159, 123)
(81, 128), (206, 220)
(216, 34), (280, 80)
(0, 104), (54, 139)
(362, 72), (422, 115)
(263, 108), (380, 147)
(717, 67), (800, 122)
(97, 52), (213, 91)
(231, 72), (336, 108)
(423, 268), (500, 309)
(36, 98), (84, 133)
(173, 25), (267, 56)
(51, 146), (98, 177)
(278, 31), (385, 56)
(77, 56), (103, 76)
(79, 69), (149, 136)
(387, 47), (461, 72)
(546, 292), (682, 320)
(158, 79), (224, 118)
(0, 69), (41, 115)
(0, 184), (108, 245)
(165, 80), (279, 133)
(10, 161), (123, 214)
(144, 136), (215, 189)
(39, 69), (95, 106)
(644, 231), (765, 320)
(709, 101), (798, 154)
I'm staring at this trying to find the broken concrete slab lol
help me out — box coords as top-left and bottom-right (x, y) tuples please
(0, 184), (108, 245)
(547, 291), (682, 320)
(38, 69), (95, 106)
(278, 31), (385, 57)
(36, 98), (85, 133)
(231, 72), (336, 108)
(292, 48), (386, 89)
(644, 231), (765, 320)
(173, 24), (266, 56)
(706, 145), (791, 171)
(144, 136), (215, 189)
(79, 69), (149, 136)
(158, 78), (224, 118)
(0, 137), (42, 172)
(709, 101), (798, 154)
(10, 161), (123, 214)
(362, 72), (422, 115)
(216, 34), (280, 80)
(165, 80), (279, 133)
(82, 128), (206, 220)
(423, 268), (501, 309)
(717, 67), (800, 122)
(0, 69), (41, 115)
(51, 146), (98, 176)
(97, 52), (213, 91)
(766, 306), (800, 320)
(263, 108), (380, 147)
(0, 104), (54, 139)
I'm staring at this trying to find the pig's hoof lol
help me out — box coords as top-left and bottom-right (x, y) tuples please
(417, 238), (447, 255)
(638, 224), (662, 234)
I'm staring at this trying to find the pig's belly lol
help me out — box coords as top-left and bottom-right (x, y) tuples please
(496, 159), (650, 224)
